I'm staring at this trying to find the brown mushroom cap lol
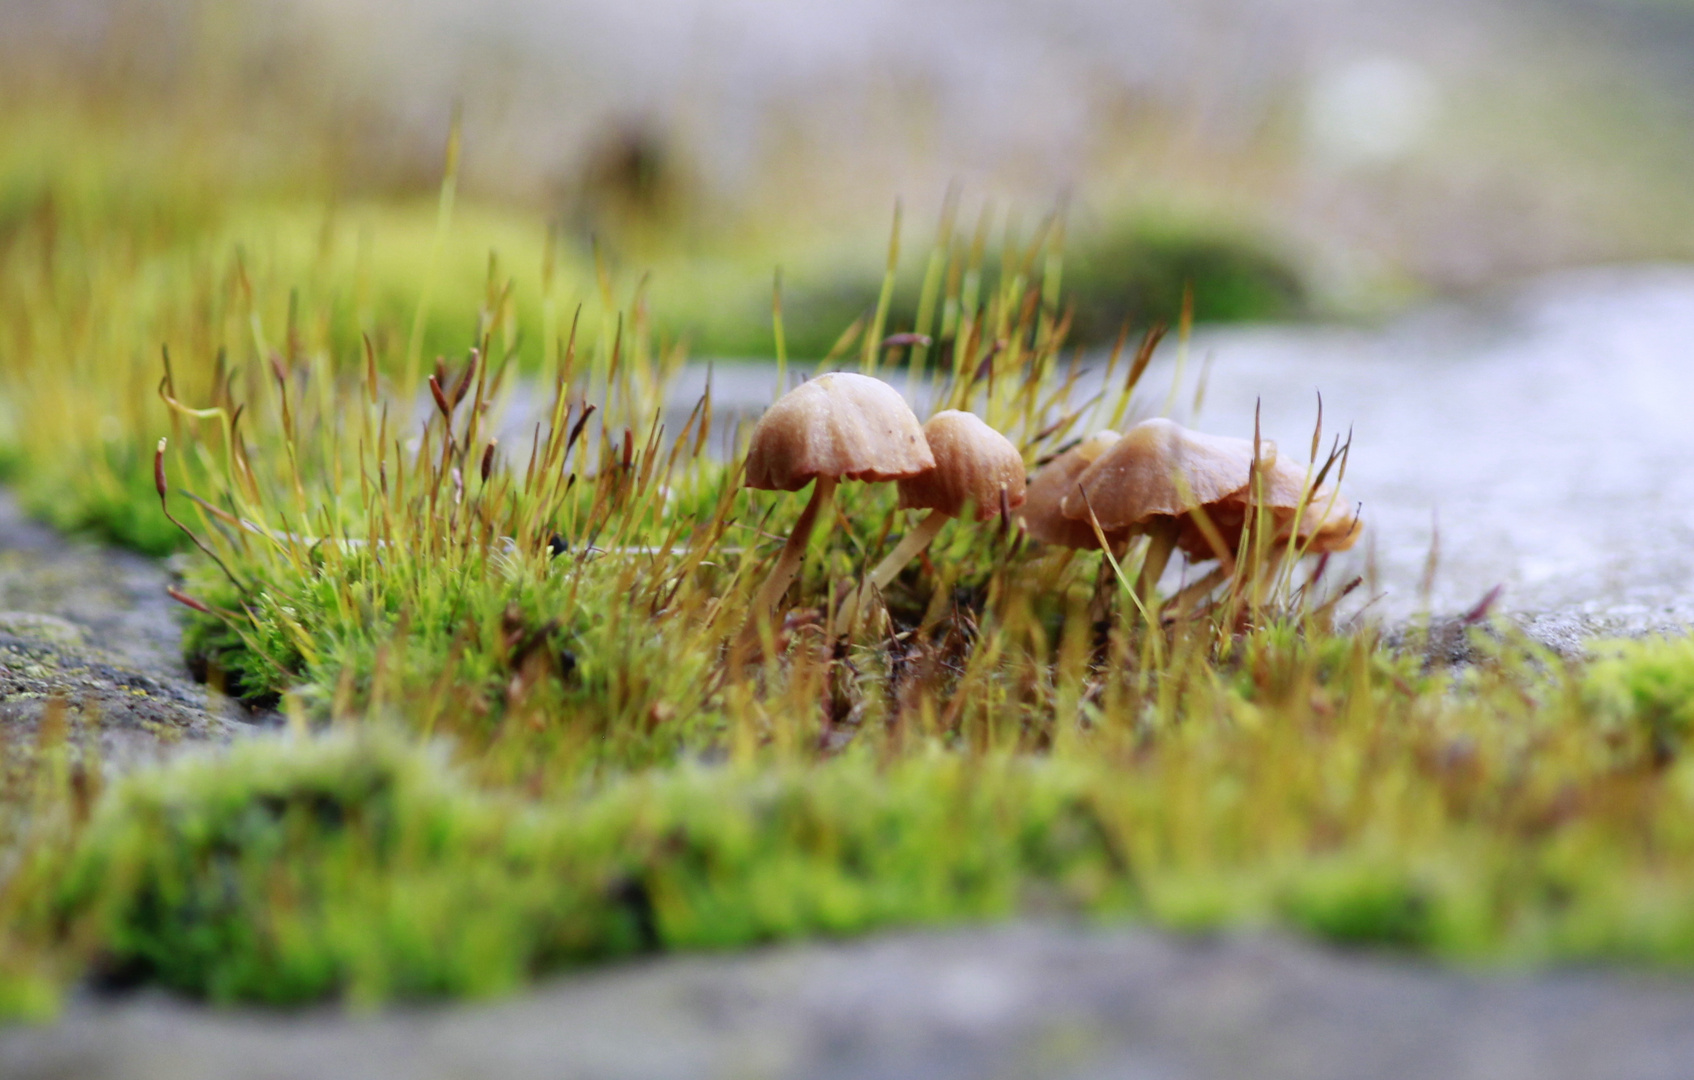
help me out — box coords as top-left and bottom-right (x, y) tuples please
(1302, 508), (1363, 553)
(744, 372), (935, 492)
(1060, 418), (1271, 533)
(1262, 454), (1362, 552)
(897, 410), (1027, 521)
(1020, 430), (1124, 548)
(1173, 453), (1362, 559)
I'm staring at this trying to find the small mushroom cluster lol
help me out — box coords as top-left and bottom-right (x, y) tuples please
(743, 374), (1360, 630)
(1023, 416), (1360, 595)
(743, 374), (1025, 626)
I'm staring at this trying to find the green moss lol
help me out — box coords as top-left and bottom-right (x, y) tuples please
(1584, 636), (1694, 763)
(180, 595), (286, 708)
(1280, 859), (1440, 950)
(1063, 221), (1306, 342)
(0, 949), (60, 1023)
(32, 734), (1125, 1005)
(675, 217), (1306, 360)
(13, 445), (183, 556)
(27, 700), (1694, 1008)
(681, 269), (918, 360)
(44, 732), (545, 1004)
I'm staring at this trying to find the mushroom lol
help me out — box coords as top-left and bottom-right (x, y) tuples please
(843, 410), (1026, 625)
(744, 372), (934, 616)
(1019, 430), (1124, 550)
(1059, 418), (1267, 598)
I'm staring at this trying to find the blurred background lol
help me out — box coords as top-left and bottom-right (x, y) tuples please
(9, 0), (1694, 352)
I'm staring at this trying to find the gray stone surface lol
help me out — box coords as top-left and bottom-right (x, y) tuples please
(1164, 266), (1694, 640)
(0, 490), (266, 770)
(8, 923), (1694, 1080)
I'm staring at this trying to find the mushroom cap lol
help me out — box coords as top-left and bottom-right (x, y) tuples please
(1281, 463), (1363, 552)
(1173, 454), (1362, 559)
(1239, 454), (1362, 552)
(897, 410), (1028, 521)
(1302, 509), (1363, 553)
(743, 372), (935, 492)
(1253, 454), (1323, 511)
(1020, 430), (1125, 548)
(1060, 418), (1271, 532)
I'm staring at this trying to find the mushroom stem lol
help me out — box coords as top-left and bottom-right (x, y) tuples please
(868, 509), (951, 592)
(1137, 517), (1181, 604)
(751, 475), (838, 616)
(841, 509), (952, 631)
(1168, 563), (1231, 615)
(1087, 546), (1120, 625)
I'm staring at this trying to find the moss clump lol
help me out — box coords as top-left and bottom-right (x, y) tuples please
(14, 444), (183, 556)
(676, 214), (1305, 360)
(34, 734), (1133, 1007)
(1584, 636), (1694, 764)
(1280, 859), (1442, 950)
(690, 273), (918, 360)
(41, 732), (614, 1005)
(1063, 221), (1305, 343)
(0, 955), (60, 1023)
(27, 683), (1694, 1010)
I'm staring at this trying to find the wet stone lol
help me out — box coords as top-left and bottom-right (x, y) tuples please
(8, 924), (1694, 1080)
(0, 491), (268, 772)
